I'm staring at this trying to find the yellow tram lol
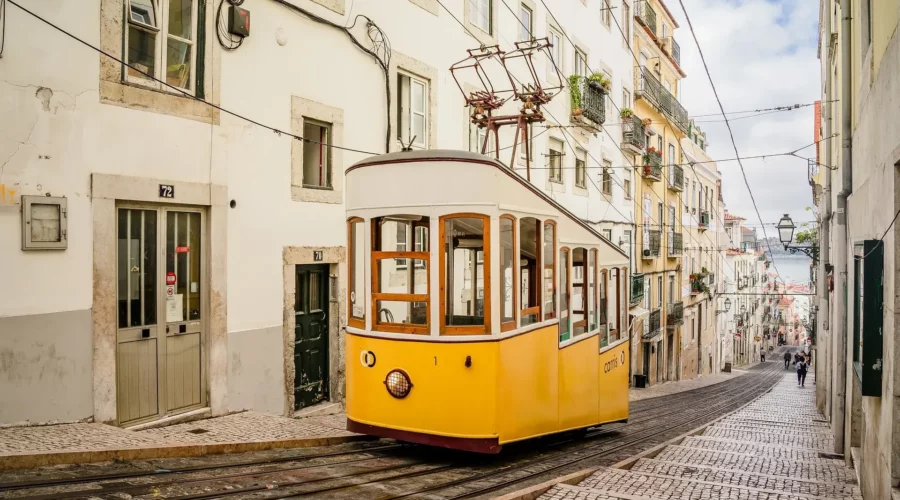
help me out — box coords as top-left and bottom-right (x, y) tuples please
(345, 150), (630, 453)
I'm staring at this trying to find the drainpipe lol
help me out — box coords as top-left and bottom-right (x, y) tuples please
(832, 1), (853, 458)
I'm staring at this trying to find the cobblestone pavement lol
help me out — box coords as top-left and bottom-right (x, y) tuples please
(0, 408), (355, 456)
(540, 373), (862, 500)
(628, 368), (750, 402)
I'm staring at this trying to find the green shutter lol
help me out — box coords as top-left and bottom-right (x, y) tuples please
(855, 240), (884, 397)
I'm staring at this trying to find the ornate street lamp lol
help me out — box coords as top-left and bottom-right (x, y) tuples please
(776, 213), (819, 263)
(717, 297), (731, 314)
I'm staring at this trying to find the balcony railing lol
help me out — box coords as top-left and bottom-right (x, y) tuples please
(622, 114), (646, 154)
(644, 308), (661, 339)
(635, 0), (657, 35)
(571, 77), (607, 126)
(636, 67), (690, 135)
(667, 301), (684, 327)
(662, 37), (681, 66)
(668, 232), (683, 256)
(642, 229), (661, 258)
(642, 149), (663, 181)
(698, 210), (710, 229)
(630, 273), (645, 306)
(669, 164), (684, 191)
(808, 158), (820, 186)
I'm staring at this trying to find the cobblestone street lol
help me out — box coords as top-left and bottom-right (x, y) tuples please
(540, 373), (860, 500)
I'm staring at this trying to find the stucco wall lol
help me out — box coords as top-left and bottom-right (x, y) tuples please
(0, 310), (93, 424)
(227, 326), (285, 415)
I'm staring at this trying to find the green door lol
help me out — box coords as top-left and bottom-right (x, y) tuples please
(294, 265), (329, 410)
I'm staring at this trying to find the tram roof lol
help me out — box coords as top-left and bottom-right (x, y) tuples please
(348, 150), (628, 260)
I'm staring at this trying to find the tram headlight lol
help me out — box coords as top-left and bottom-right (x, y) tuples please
(384, 369), (413, 399)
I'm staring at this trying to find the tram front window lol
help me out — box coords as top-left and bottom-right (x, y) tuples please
(372, 216), (430, 334)
(443, 216), (489, 332)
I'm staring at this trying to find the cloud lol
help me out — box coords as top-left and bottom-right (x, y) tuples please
(670, 0), (821, 227)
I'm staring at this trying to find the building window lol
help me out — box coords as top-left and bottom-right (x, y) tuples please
(623, 88), (631, 108)
(661, 22), (668, 39)
(348, 218), (365, 328)
(602, 159), (612, 194)
(126, 0), (199, 92)
(622, 2), (631, 45)
(657, 134), (663, 153)
(657, 275), (663, 308)
(548, 28), (564, 71)
(601, 0), (611, 26)
(518, 123), (534, 165)
(302, 119), (333, 189)
(668, 143), (675, 166)
(543, 221), (557, 320)
(500, 215), (516, 331)
(549, 139), (564, 183)
(574, 48), (588, 77)
(576, 149), (587, 188)
(469, 0), (492, 34)
(372, 216), (430, 334)
(624, 170), (632, 199)
(441, 215), (490, 334)
(519, 4), (533, 40)
(602, 229), (613, 240)
(398, 73), (428, 149)
(520, 217), (542, 326)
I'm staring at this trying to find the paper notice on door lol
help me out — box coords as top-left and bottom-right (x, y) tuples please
(167, 294), (184, 322)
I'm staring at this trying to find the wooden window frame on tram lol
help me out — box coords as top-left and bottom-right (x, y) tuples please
(500, 214), (518, 333)
(348, 217), (365, 330)
(439, 213), (492, 336)
(371, 216), (431, 335)
(519, 216), (543, 328)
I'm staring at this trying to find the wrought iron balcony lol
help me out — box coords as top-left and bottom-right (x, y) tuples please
(636, 66), (690, 135)
(668, 232), (683, 256)
(667, 301), (684, 327)
(621, 114), (646, 154)
(669, 164), (684, 191)
(635, 0), (657, 36)
(636, 66), (662, 109)
(571, 77), (607, 126)
(662, 37), (681, 66)
(642, 149), (663, 181)
(630, 273), (645, 306)
(644, 308), (661, 339)
(698, 210), (710, 229)
(642, 229), (661, 259)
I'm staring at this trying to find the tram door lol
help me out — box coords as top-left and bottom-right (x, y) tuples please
(294, 265), (330, 410)
(116, 207), (206, 426)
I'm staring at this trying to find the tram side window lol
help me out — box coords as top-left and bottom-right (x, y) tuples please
(571, 248), (587, 337)
(559, 248), (570, 342)
(588, 249), (597, 333)
(520, 217), (541, 326)
(543, 221), (557, 320)
(608, 267), (620, 342)
(348, 218), (365, 328)
(599, 269), (609, 346)
(500, 215), (516, 331)
(372, 216), (430, 334)
(442, 215), (490, 334)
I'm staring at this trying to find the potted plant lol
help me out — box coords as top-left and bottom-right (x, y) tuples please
(588, 72), (611, 93)
(569, 75), (583, 115)
(620, 107), (634, 120)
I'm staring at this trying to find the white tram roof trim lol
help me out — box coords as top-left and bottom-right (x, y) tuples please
(348, 150), (628, 262)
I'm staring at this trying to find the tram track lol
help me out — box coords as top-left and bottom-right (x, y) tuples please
(0, 361), (785, 500)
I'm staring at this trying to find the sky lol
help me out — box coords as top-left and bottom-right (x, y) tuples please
(669, 0), (821, 235)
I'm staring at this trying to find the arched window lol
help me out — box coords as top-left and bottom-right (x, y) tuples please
(500, 215), (517, 332)
(520, 217), (541, 326)
(440, 214), (491, 335)
(347, 217), (365, 329)
(543, 221), (557, 320)
(572, 248), (588, 337)
(558, 247), (570, 342)
(371, 215), (430, 334)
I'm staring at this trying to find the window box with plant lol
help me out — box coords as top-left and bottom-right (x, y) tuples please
(642, 147), (662, 180)
(569, 74), (607, 126)
(690, 268), (710, 295)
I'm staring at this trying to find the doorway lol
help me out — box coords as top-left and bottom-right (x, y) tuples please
(642, 342), (650, 379)
(115, 207), (206, 426)
(294, 264), (330, 410)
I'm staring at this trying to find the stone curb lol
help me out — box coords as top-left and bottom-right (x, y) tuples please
(495, 374), (779, 500)
(0, 434), (373, 470)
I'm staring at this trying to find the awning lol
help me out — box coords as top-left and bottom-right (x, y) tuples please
(629, 306), (650, 317)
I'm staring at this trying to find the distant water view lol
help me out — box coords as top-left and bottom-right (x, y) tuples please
(768, 254), (814, 285)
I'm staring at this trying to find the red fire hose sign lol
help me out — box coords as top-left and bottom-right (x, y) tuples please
(166, 272), (176, 285)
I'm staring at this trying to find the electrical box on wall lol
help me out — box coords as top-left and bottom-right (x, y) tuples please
(228, 5), (250, 37)
(21, 195), (68, 250)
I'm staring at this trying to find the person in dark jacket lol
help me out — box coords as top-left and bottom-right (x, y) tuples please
(797, 356), (808, 387)
(783, 351), (792, 369)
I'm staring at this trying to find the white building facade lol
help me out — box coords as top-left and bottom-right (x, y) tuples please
(0, 0), (636, 426)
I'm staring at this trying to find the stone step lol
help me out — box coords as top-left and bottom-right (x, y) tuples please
(719, 416), (830, 428)
(712, 422), (834, 435)
(702, 426), (836, 450)
(653, 445), (858, 483)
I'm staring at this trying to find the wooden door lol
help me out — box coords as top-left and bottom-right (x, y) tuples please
(294, 265), (329, 410)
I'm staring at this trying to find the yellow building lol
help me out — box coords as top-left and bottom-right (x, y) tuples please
(626, 0), (689, 386)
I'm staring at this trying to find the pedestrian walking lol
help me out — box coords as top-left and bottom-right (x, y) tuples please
(760, 348), (765, 363)
(796, 357), (808, 387)
(783, 351), (792, 369)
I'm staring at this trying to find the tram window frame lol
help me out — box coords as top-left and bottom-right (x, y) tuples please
(571, 248), (588, 338)
(543, 221), (557, 320)
(558, 247), (570, 342)
(599, 268), (609, 345)
(371, 216), (430, 334)
(440, 214), (492, 335)
(500, 214), (517, 332)
(520, 217), (542, 327)
(588, 249), (597, 333)
(347, 217), (365, 329)
(609, 267), (624, 343)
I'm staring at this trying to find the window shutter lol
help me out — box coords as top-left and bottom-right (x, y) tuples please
(855, 240), (883, 397)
